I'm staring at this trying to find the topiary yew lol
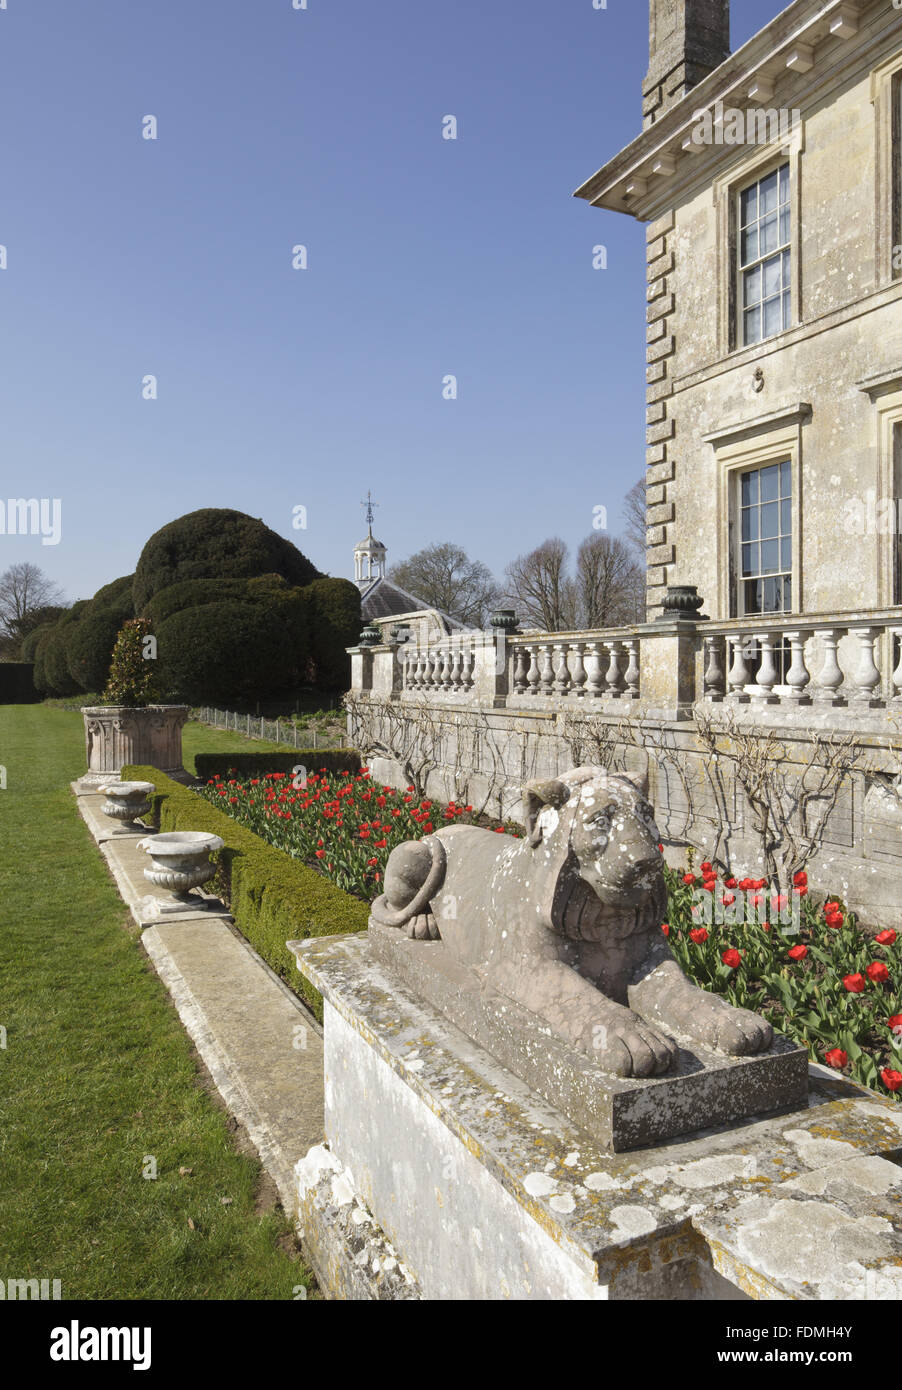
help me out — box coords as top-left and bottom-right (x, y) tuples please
(102, 618), (164, 706)
(133, 509), (321, 612)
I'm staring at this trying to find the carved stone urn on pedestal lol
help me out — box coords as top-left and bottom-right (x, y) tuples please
(136, 831), (224, 917)
(80, 705), (190, 787)
(98, 780), (156, 833)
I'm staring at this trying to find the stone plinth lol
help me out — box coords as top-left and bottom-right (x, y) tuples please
(367, 920), (808, 1152)
(290, 933), (902, 1301)
(80, 705), (189, 786)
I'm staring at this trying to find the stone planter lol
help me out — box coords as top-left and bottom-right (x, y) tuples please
(81, 705), (189, 786)
(98, 780), (156, 833)
(136, 831), (224, 915)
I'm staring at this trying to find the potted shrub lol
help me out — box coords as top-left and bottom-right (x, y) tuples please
(80, 618), (190, 786)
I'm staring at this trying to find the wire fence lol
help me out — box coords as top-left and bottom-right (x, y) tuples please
(193, 707), (349, 750)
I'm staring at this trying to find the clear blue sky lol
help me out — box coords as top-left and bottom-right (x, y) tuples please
(0, 0), (783, 603)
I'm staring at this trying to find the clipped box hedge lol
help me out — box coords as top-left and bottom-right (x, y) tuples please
(193, 749), (361, 783)
(124, 764), (370, 1020)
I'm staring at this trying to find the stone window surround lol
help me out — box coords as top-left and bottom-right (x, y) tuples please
(870, 51), (902, 286)
(858, 376), (902, 606)
(705, 412), (806, 621)
(713, 125), (805, 359)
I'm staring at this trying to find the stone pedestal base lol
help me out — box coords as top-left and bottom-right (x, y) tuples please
(368, 921), (808, 1151)
(290, 933), (902, 1301)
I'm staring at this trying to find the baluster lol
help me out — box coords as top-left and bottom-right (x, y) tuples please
(583, 641), (603, 698)
(751, 632), (779, 703)
(726, 635), (751, 702)
(622, 638), (640, 700)
(892, 629), (902, 704)
(604, 641), (624, 698)
(849, 627), (883, 707)
(812, 628), (845, 705)
(449, 644), (462, 691)
(783, 631), (811, 704)
(553, 643), (570, 695)
(703, 635), (725, 701)
(538, 644), (555, 694)
(513, 645), (528, 695)
(442, 645), (454, 691)
(568, 643), (587, 698)
(461, 644), (475, 690)
(422, 648), (435, 690)
(526, 644), (541, 695)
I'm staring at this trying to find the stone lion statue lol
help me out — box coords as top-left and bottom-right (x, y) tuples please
(370, 766), (773, 1078)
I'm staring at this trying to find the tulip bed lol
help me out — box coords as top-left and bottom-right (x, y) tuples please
(197, 768), (902, 1102)
(196, 765), (521, 899)
(665, 860), (902, 1099)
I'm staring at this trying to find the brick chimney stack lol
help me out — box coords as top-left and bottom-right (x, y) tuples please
(643, 0), (731, 129)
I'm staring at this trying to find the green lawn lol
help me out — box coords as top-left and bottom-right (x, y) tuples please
(0, 704), (314, 1300)
(183, 719), (310, 774)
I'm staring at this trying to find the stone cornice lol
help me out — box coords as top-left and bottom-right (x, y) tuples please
(702, 402), (812, 447)
(574, 0), (884, 220)
(858, 369), (902, 399)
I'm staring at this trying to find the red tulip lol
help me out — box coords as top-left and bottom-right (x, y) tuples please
(787, 944), (807, 960)
(824, 1048), (848, 1069)
(689, 927), (708, 944)
(876, 930), (897, 946)
(843, 973), (865, 993)
(881, 1069), (902, 1092)
(721, 948), (741, 969)
(867, 961), (890, 984)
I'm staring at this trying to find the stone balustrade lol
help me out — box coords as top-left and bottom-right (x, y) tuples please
(507, 632), (641, 701)
(400, 637), (479, 695)
(700, 614), (902, 710)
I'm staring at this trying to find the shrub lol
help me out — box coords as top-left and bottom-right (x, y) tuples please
(102, 618), (164, 705)
(157, 600), (298, 706)
(144, 574), (290, 629)
(123, 765), (370, 1018)
(133, 509), (322, 612)
(305, 577), (362, 689)
(36, 626), (80, 696)
(21, 622), (56, 663)
(65, 607), (126, 692)
(193, 749), (360, 782)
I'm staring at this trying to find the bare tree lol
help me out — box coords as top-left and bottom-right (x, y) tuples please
(504, 538), (577, 631)
(623, 477), (647, 559)
(389, 543), (500, 627)
(575, 533), (643, 628)
(694, 706), (863, 894)
(0, 563), (66, 637)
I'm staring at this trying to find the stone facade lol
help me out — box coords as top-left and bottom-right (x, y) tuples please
(578, 0), (902, 623)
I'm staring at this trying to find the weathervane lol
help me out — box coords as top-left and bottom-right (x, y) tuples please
(361, 490), (379, 532)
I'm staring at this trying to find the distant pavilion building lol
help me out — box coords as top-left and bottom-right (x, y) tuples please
(352, 493), (465, 641)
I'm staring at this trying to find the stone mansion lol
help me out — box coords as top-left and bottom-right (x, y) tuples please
(576, 0), (902, 627)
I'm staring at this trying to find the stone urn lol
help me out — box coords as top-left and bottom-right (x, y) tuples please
(655, 585), (707, 623)
(358, 623), (382, 647)
(81, 705), (190, 786)
(489, 609), (520, 634)
(136, 831), (224, 914)
(99, 780), (156, 832)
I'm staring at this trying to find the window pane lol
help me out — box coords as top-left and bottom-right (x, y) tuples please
(781, 536), (792, 570)
(741, 225), (758, 265)
(780, 498), (791, 533)
(761, 170), (778, 213)
(743, 265), (761, 306)
(763, 294), (782, 337)
(782, 289), (791, 327)
(779, 163), (790, 202)
(741, 507), (758, 540)
(761, 213), (779, 255)
(781, 576), (792, 610)
(763, 256), (782, 297)
(760, 465), (779, 503)
(742, 471), (758, 506)
(744, 306), (761, 344)
(742, 542), (758, 576)
(761, 501), (779, 538)
(761, 539), (779, 573)
(740, 185), (757, 226)
(745, 579), (763, 614)
(779, 207), (790, 246)
(780, 460), (791, 496)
